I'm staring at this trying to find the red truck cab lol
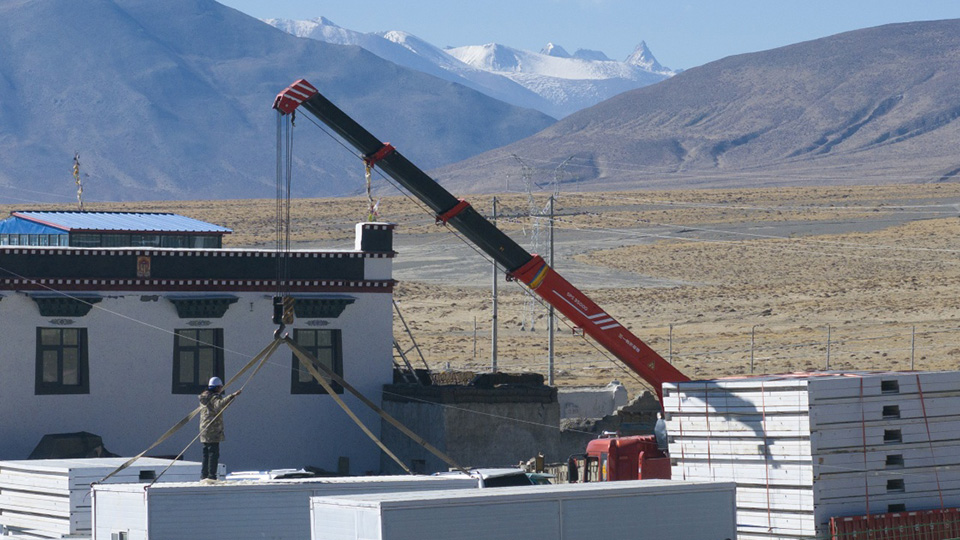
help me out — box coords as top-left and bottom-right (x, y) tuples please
(585, 435), (671, 481)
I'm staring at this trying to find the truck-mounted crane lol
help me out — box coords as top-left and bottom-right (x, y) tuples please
(274, 79), (690, 481)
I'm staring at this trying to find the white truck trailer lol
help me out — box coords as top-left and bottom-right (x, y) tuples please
(92, 475), (476, 540)
(309, 479), (737, 540)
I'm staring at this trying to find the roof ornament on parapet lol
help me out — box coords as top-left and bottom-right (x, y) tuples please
(363, 143), (394, 222)
(73, 153), (84, 212)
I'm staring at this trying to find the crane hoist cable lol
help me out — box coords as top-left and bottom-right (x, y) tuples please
(273, 110), (296, 334)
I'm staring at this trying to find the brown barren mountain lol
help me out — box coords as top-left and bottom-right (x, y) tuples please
(433, 19), (960, 193)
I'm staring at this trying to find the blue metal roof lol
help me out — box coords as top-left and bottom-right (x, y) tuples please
(0, 216), (64, 235)
(6, 211), (232, 234)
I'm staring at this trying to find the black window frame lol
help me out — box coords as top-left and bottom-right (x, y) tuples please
(291, 329), (343, 394)
(131, 234), (161, 247)
(36, 327), (90, 395)
(69, 233), (101, 247)
(193, 235), (222, 248)
(172, 328), (224, 395)
(100, 234), (132, 247)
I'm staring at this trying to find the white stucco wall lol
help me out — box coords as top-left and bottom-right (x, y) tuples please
(363, 258), (393, 280)
(0, 289), (393, 474)
(557, 381), (628, 419)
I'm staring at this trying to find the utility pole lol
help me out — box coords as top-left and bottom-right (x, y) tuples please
(825, 324), (831, 370)
(911, 325), (916, 370)
(548, 195), (555, 385)
(491, 197), (499, 373)
(668, 324), (673, 364)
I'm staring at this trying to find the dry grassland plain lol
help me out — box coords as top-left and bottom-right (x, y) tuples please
(8, 183), (960, 398)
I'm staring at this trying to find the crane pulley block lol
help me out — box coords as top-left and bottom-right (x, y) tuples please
(273, 79), (318, 115)
(272, 295), (296, 325)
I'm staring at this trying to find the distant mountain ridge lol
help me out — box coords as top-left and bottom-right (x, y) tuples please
(0, 0), (554, 203)
(433, 19), (960, 193)
(264, 17), (675, 118)
(265, 17), (554, 116)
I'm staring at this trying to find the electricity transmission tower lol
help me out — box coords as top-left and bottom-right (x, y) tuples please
(512, 155), (560, 333)
(553, 155), (574, 197)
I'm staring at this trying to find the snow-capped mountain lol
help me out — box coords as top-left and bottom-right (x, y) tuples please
(625, 41), (667, 73)
(265, 17), (552, 115)
(540, 43), (571, 57)
(445, 42), (674, 116)
(265, 17), (675, 118)
(571, 49), (612, 62)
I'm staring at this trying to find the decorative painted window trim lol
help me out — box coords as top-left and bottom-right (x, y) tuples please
(166, 295), (239, 319)
(28, 293), (102, 317)
(291, 294), (356, 319)
(0, 278), (395, 294)
(0, 247), (394, 258)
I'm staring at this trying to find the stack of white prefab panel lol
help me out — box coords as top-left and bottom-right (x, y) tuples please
(309, 479), (737, 540)
(0, 458), (199, 539)
(664, 371), (960, 540)
(91, 475), (478, 540)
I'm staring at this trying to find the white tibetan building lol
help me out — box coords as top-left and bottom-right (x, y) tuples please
(0, 211), (397, 475)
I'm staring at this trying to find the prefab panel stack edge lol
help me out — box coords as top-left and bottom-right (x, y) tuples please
(308, 480), (737, 540)
(664, 371), (960, 540)
(0, 458), (199, 539)
(92, 475), (478, 540)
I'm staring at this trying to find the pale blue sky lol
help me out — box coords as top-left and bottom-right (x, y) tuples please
(218, 0), (960, 69)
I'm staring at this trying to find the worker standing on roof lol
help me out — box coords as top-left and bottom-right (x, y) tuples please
(654, 411), (668, 451)
(199, 377), (241, 482)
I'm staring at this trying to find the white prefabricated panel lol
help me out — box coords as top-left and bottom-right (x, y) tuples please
(0, 458), (199, 539)
(92, 475), (477, 540)
(815, 442), (960, 471)
(737, 508), (816, 537)
(665, 371), (960, 539)
(671, 437), (813, 460)
(672, 460), (814, 487)
(309, 480), (737, 540)
(805, 371), (960, 401)
(737, 486), (815, 512)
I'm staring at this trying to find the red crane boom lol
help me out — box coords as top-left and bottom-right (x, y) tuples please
(274, 79), (690, 402)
